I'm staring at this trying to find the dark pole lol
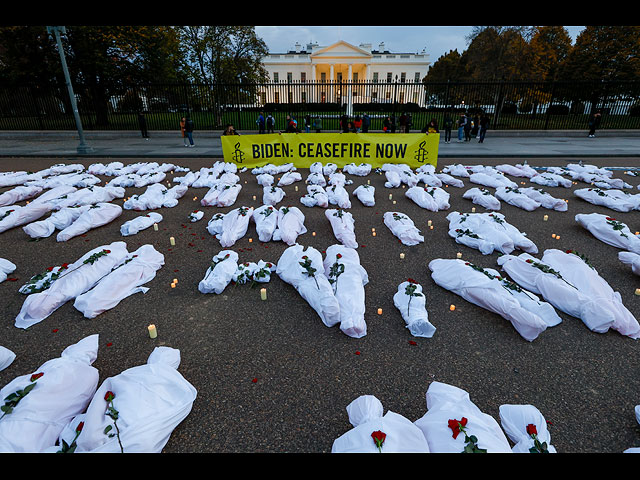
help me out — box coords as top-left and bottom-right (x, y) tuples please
(47, 26), (93, 154)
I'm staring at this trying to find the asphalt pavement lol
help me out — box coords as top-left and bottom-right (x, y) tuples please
(0, 130), (639, 454)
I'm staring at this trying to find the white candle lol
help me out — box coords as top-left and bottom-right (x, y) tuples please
(400, 253), (405, 259)
(312, 232), (316, 237)
(427, 220), (432, 227)
(377, 308), (382, 315)
(556, 235), (561, 240)
(389, 194), (393, 200)
(148, 324), (157, 338)
(153, 223), (158, 231)
(429, 225), (434, 230)
(260, 288), (267, 301)
(635, 288), (640, 296)
(372, 231), (376, 237)
(456, 252), (462, 259)
(471, 207), (476, 213)
(249, 238), (253, 243)
(392, 200), (396, 205)
(170, 236), (175, 246)
(367, 179), (370, 184)
(252, 195), (256, 201)
(449, 305), (456, 311)
(552, 234), (556, 239)
(295, 185), (298, 191)
(173, 278), (178, 284)
(543, 215), (549, 221)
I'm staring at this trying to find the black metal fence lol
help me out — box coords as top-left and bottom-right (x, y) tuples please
(2, 80), (640, 132)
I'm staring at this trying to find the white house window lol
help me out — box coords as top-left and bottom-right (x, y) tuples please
(415, 72), (420, 82)
(372, 72), (378, 82)
(273, 72), (279, 83)
(401, 72), (406, 83)
(287, 72), (292, 83)
(301, 72), (306, 83)
(321, 72), (326, 83)
(387, 72), (392, 83)
(353, 73), (358, 82)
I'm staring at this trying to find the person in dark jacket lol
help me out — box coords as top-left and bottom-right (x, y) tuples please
(383, 116), (391, 133)
(138, 112), (149, 140)
(442, 110), (453, 143)
(184, 116), (195, 147)
(362, 113), (370, 133)
(588, 111), (602, 137)
(463, 113), (472, 142)
(478, 113), (490, 143)
(266, 114), (275, 133)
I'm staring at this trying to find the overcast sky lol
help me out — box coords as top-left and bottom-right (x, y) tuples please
(255, 26), (586, 63)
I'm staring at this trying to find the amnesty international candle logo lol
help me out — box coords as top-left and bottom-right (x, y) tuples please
(221, 133), (439, 169)
(414, 140), (428, 163)
(231, 142), (245, 163)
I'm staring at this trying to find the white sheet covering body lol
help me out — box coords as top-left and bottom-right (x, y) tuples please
(405, 186), (450, 211)
(73, 245), (165, 318)
(393, 281), (436, 338)
(499, 404), (557, 453)
(252, 204), (278, 242)
(496, 252), (618, 335)
(429, 258), (560, 341)
(15, 242), (129, 329)
(0, 185), (43, 206)
(56, 203), (123, 242)
(574, 188), (639, 212)
(575, 213), (640, 254)
(0, 335), (100, 453)
(331, 395), (430, 453)
(0, 257), (17, 283)
(353, 184), (375, 207)
(198, 250), (238, 294)
(462, 187), (501, 211)
(413, 382), (512, 453)
(0, 346), (16, 371)
(273, 206), (307, 245)
(23, 205), (90, 239)
(322, 245), (368, 338)
(325, 209), (358, 248)
(0, 203), (52, 233)
(120, 212), (163, 236)
(276, 244), (340, 328)
(619, 251), (640, 276)
(219, 207), (253, 247)
(520, 187), (568, 211)
(383, 211), (424, 246)
(495, 187), (541, 211)
(300, 185), (329, 208)
(64, 346), (197, 453)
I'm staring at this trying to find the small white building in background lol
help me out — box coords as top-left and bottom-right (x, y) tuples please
(260, 40), (431, 111)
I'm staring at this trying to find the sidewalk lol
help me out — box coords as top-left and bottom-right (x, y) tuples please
(0, 130), (639, 159)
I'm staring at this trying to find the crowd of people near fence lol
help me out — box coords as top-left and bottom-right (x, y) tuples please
(164, 108), (604, 145)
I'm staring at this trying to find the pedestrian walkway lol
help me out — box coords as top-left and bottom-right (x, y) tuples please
(0, 130), (639, 160)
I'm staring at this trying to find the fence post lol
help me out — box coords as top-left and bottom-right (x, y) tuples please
(543, 82), (556, 130)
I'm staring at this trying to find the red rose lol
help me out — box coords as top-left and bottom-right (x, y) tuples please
(371, 430), (386, 452)
(407, 278), (416, 283)
(565, 250), (572, 254)
(30, 372), (44, 382)
(526, 259), (533, 263)
(104, 250), (111, 254)
(76, 421), (85, 433)
(526, 423), (538, 436)
(47, 267), (53, 272)
(336, 254), (342, 259)
(448, 417), (468, 439)
(104, 391), (115, 402)
(61, 263), (69, 269)
(606, 217), (615, 221)
(302, 256), (308, 259)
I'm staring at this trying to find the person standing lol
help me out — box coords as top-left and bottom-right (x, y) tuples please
(464, 112), (472, 142)
(184, 116), (195, 147)
(340, 114), (350, 133)
(180, 117), (188, 146)
(353, 115), (362, 132)
(588, 110), (602, 137)
(138, 112), (149, 140)
(266, 114), (275, 133)
(471, 113), (480, 139)
(362, 113), (370, 133)
(256, 112), (265, 134)
(457, 113), (466, 142)
(383, 116), (391, 133)
(390, 114), (397, 133)
(313, 116), (322, 133)
(443, 110), (453, 143)
(304, 115), (311, 133)
(398, 112), (407, 133)
(478, 113), (490, 143)
(407, 113), (413, 133)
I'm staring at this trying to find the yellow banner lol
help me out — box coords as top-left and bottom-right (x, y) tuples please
(221, 133), (439, 169)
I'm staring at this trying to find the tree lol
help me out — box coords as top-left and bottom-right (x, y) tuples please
(528, 26), (573, 82)
(424, 49), (466, 83)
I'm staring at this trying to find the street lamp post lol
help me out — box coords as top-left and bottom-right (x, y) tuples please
(46, 26), (93, 154)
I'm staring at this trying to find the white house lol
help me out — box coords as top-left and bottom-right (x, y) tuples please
(260, 40), (431, 111)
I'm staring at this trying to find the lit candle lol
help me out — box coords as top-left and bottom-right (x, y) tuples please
(295, 185), (298, 191)
(372, 227), (376, 232)
(312, 232), (316, 237)
(556, 235), (561, 240)
(449, 305), (456, 311)
(377, 308), (382, 315)
(392, 200), (396, 205)
(456, 252), (462, 259)
(429, 225), (434, 230)
(372, 231), (376, 237)
(389, 194), (393, 200)
(552, 234), (556, 238)
(543, 215), (549, 221)
(400, 253), (405, 259)
(148, 324), (157, 338)
(153, 223), (158, 231)
(260, 288), (267, 300)
(367, 179), (370, 184)
(252, 195), (256, 201)
(193, 196), (197, 201)
(170, 237), (175, 246)
(635, 232), (639, 236)
(173, 278), (178, 284)
(171, 282), (176, 288)
(427, 220), (432, 226)
(471, 207), (476, 213)
(635, 288), (640, 296)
